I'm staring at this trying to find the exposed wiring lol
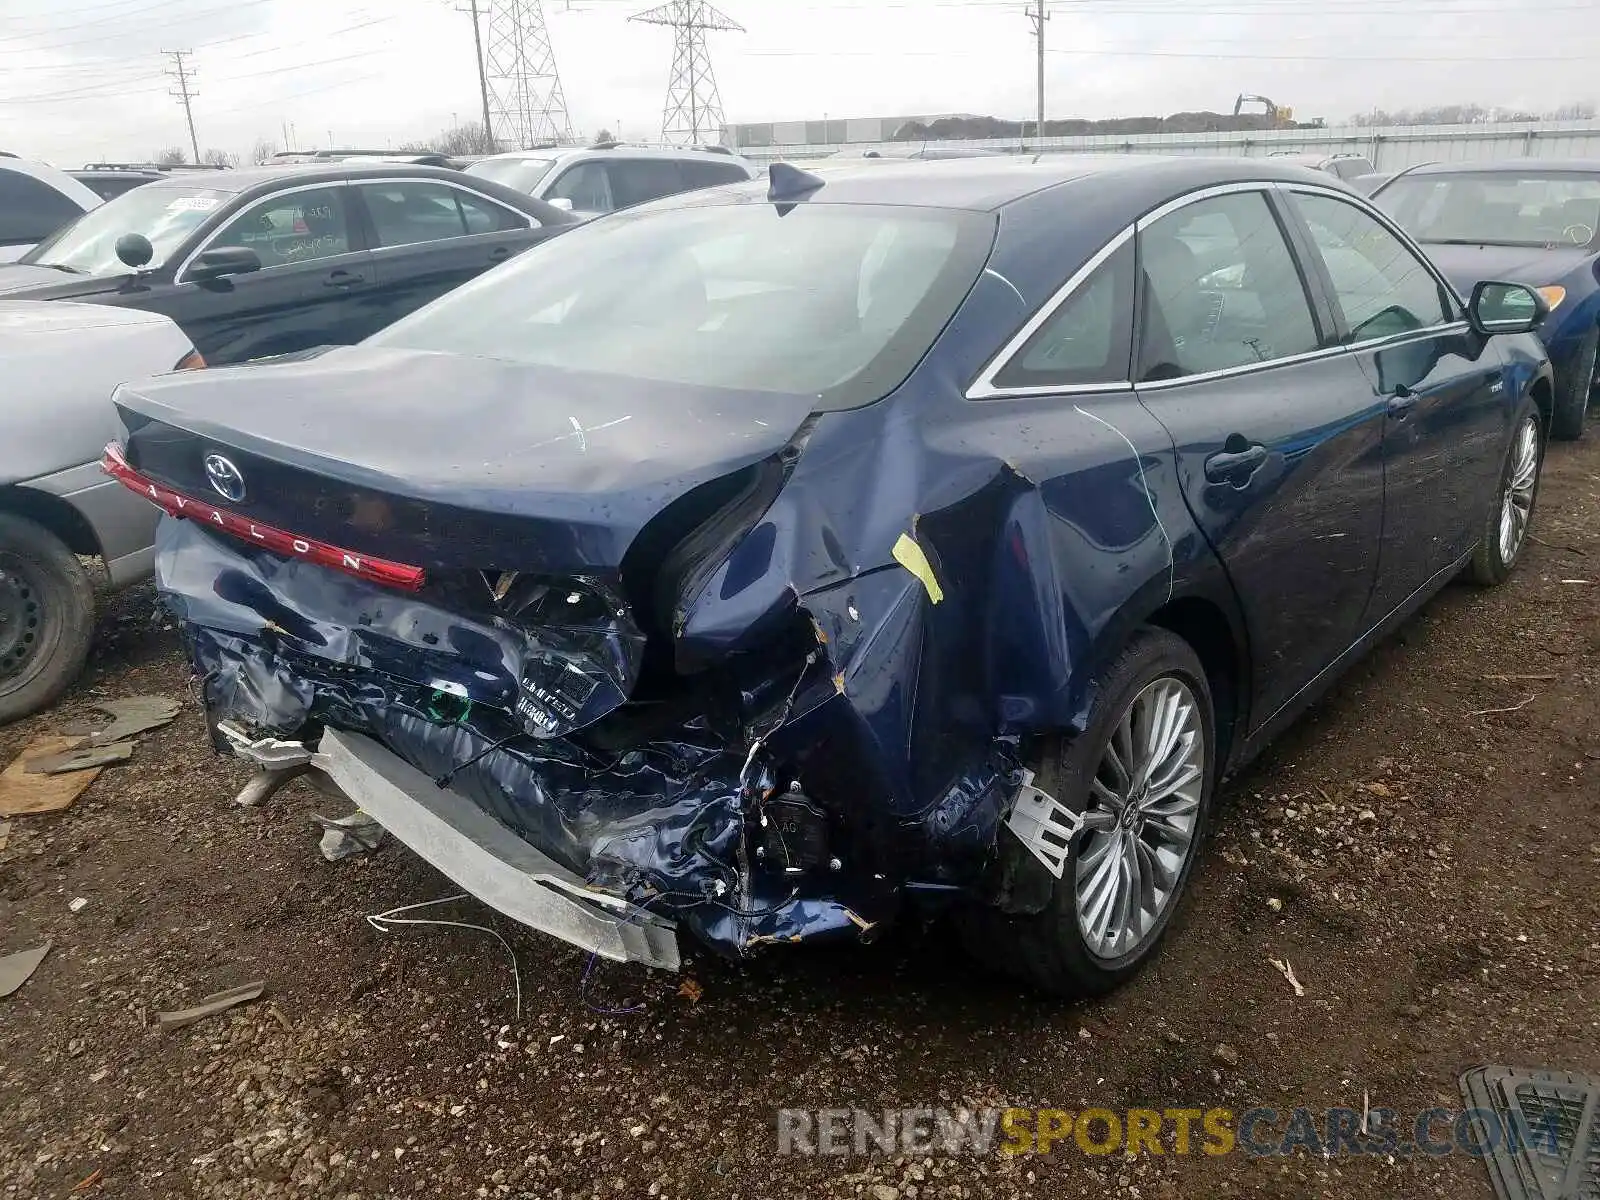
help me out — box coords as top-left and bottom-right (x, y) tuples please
(365, 893), (523, 1021)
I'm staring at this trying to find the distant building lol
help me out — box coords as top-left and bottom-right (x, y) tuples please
(721, 114), (985, 148)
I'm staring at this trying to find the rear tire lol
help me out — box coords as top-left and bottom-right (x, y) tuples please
(1469, 405), (1544, 586)
(1550, 325), (1595, 441)
(962, 628), (1216, 997)
(0, 514), (95, 726)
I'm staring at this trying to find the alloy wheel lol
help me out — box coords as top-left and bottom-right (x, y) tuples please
(1497, 416), (1540, 567)
(1074, 676), (1206, 960)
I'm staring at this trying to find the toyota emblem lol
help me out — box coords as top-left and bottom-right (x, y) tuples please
(203, 453), (246, 503)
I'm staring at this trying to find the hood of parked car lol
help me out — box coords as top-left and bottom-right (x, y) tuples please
(0, 263), (124, 300)
(112, 344), (819, 572)
(1418, 242), (1596, 293)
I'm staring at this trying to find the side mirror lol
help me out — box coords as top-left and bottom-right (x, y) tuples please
(115, 233), (154, 269)
(545, 196), (575, 212)
(188, 246), (261, 282)
(1468, 280), (1550, 336)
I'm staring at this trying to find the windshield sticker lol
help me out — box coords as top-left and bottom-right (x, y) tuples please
(166, 195), (220, 213)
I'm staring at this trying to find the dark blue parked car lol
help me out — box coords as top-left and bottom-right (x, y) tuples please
(105, 155), (1552, 995)
(1373, 160), (1600, 439)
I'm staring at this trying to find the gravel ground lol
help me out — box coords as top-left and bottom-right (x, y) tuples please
(2, 434), (1597, 1200)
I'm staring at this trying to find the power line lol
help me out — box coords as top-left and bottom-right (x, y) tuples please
(630, 1), (743, 145)
(163, 47), (200, 163)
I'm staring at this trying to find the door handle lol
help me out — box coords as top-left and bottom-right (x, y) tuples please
(323, 270), (364, 288)
(1204, 442), (1269, 484)
(1387, 384), (1419, 418)
(488, 246), (511, 262)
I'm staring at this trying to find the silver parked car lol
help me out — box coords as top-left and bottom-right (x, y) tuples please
(0, 158), (103, 263)
(0, 301), (198, 723)
(465, 142), (757, 218)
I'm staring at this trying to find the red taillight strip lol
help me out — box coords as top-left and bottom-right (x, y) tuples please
(101, 441), (426, 592)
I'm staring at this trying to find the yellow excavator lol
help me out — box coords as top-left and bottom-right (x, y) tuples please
(1234, 93), (1295, 126)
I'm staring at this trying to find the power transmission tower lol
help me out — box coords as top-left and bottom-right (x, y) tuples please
(1026, 0), (1048, 147)
(482, 0), (573, 148)
(629, 2), (743, 146)
(456, 0), (497, 148)
(163, 49), (201, 164)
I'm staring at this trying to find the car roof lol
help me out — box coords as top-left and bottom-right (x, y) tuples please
(120, 162), (575, 221)
(477, 143), (752, 166)
(657, 154), (1356, 213)
(1402, 158), (1600, 177)
(0, 157), (103, 209)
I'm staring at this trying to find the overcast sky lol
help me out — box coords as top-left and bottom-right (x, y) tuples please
(5, 0), (1597, 164)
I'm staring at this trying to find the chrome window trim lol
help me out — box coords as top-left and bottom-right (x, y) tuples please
(174, 175), (533, 282)
(966, 180), (1277, 401)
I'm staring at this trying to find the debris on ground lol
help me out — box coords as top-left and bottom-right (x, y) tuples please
(24, 741), (136, 775)
(311, 810), (386, 861)
(677, 978), (704, 1004)
(0, 737), (107, 815)
(0, 941), (52, 998)
(83, 696), (180, 746)
(155, 981), (267, 1032)
(1213, 1043), (1240, 1067)
(1269, 956), (1306, 996)
(67, 897), (87, 913)
(0, 819), (10, 852)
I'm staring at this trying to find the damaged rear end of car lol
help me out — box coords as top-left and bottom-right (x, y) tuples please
(104, 191), (1034, 970)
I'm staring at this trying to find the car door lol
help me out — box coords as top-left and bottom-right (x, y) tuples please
(353, 179), (548, 337)
(1129, 186), (1387, 726)
(1281, 187), (1507, 620)
(156, 183), (374, 364)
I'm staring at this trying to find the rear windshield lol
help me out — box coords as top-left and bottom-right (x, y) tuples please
(1377, 171), (1600, 247)
(369, 201), (995, 409)
(465, 155), (557, 193)
(23, 184), (233, 274)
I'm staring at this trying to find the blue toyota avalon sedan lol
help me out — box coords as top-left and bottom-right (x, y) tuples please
(104, 155), (1552, 996)
(1373, 160), (1600, 439)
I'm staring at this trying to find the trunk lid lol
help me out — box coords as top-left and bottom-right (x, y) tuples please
(114, 345), (816, 574)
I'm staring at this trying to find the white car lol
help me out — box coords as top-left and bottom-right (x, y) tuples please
(465, 142), (757, 218)
(0, 157), (102, 263)
(0, 301), (199, 724)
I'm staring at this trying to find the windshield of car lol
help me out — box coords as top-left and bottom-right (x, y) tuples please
(369, 202), (994, 409)
(21, 184), (232, 274)
(464, 155), (557, 193)
(1376, 171), (1600, 247)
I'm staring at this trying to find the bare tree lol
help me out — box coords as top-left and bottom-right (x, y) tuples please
(397, 121), (498, 156)
(154, 146), (188, 166)
(200, 147), (237, 168)
(249, 137), (278, 165)
(593, 128), (615, 144)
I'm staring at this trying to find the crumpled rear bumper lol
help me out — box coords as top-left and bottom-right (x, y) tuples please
(237, 725), (681, 969)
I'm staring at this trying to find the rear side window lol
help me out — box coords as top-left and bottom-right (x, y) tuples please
(678, 159), (750, 188)
(0, 171), (83, 244)
(456, 189), (529, 233)
(360, 181), (469, 247)
(609, 159), (686, 208)
(1136, 190), (1321, 381)
(991, 239), (1134, 390)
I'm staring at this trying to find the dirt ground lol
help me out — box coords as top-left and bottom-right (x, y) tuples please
(2, 436), (1597, 1200)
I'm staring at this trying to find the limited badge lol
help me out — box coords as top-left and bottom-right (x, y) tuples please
(514, 656), (602, 736)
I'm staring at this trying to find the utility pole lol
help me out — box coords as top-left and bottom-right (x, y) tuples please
(460, 0), (496, 149)
(1027, 0), (1048, 147)
(163, 49), (200, 164)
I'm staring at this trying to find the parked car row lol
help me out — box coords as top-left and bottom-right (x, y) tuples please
(0, 148), (1585, 997)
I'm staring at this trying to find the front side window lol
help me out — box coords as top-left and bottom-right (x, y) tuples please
(21, 183), (229, 274)
(1291, 192), (1452, 343)
(1376, 171), (1600, 248)
(991, 239), (1134, 390)
(369, 202), (995, 410)
(1136, 190), (1320, 381)
(204, 187), (351, 269)
(544, 163), (613, 213)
